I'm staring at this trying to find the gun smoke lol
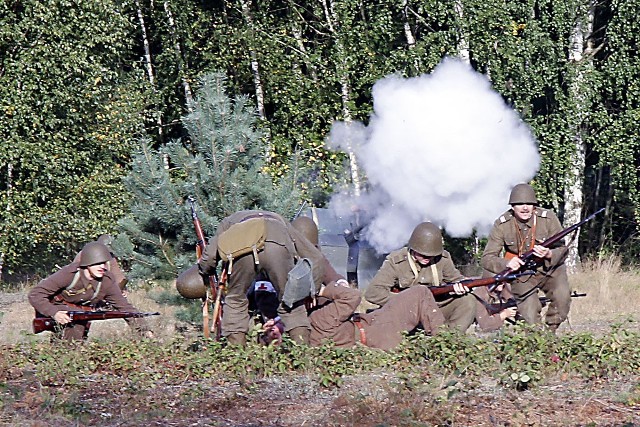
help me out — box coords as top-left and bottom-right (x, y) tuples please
(326, 57), (540, 254)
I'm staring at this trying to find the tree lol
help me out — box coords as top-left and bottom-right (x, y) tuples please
(117, 72), (301, 279)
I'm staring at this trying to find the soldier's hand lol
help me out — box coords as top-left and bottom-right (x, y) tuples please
(262, 318), (284, 346)
(506, 256), (525, 271)
(451, 282), (470, 295)
(532, 245), (552, 260)
(499, 307), (518, 321)
(53, 311), (71, 325)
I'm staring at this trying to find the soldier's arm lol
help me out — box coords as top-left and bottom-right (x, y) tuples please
(481, 225), (510, 274)
(441, 254), (465, 283)
(539, 211), (569, 268)
(364, 258), (397, 306)
(310, 283), (361, 330)
(198, 235), (219, 276)
(27, 266), (73, 317)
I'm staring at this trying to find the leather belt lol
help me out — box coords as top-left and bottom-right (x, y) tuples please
(352, 313), (367, 345)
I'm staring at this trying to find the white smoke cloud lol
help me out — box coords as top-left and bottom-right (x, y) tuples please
(326, 57), (540, 253)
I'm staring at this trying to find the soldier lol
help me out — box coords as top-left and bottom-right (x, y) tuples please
(199, 210), (326, 345)
(472, 281), (517, 332)
(72, 234), (128, 296)
(291, 216), (348, 288)
(480, 183), (570, 331)
(28, 242), (152, 341)
(248, 276), (444, 350)
(364, 222), (477, 331)
(480, 184), (571, 331)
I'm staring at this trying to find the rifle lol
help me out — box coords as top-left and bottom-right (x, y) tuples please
(33, 311), (160, 334)
(187, 196), (223, 340)
(428, 272), (533, 297)
(484, 291), (587, 316)
(495, 208), (605, 281)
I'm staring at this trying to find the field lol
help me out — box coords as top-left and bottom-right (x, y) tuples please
(1, 255), (639, 426)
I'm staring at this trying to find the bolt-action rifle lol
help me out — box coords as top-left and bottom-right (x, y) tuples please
(428, 272), (533, 297)
(187, 196), (224, 340)
(494, 208), (605, 281)
(484, 291), (587, 316)
(33, 311), (159, 334)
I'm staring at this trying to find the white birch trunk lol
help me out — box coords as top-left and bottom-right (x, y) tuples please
(453, 1), (470, 65)
(322, 0), (362, 196)
(239, 0), (270, 158)
(163, 1), (194, 110)
(0, 163), (13, 281)
(563, 2), (595, 274)
(135, 0), (163, 136)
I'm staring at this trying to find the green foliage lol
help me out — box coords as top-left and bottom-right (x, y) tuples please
(118, 72), (301, 278)
(0, 0), (148, 275)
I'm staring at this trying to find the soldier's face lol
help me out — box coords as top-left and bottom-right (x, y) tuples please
(512, 204), (534, 222)
(86, 262), (108, 279)
(410, 250), (435, 266)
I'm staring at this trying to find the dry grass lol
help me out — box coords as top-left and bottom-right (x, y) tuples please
(567, 254), (640, 326)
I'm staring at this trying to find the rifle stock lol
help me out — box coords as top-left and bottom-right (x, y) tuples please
(429, 272), (531, 297)
(495, 208), (605, 280)
(33, 311), (160, 334)
(187, 196), (222, 340)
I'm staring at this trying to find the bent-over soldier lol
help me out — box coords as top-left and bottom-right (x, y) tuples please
(199, 210), (325, 345)
(481, 183), (570, 331)
(28, 242), (152, 341)
(365, 222), (476, 331)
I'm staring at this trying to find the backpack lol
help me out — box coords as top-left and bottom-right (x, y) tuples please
(217, 218), (266, 273)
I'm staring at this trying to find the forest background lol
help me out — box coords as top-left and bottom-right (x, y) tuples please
(1, 0), (639, 280)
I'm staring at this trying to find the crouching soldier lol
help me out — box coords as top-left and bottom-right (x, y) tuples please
(28, 242), (153, 341)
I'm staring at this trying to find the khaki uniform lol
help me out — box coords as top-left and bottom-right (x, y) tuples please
(309, 284), (444, 350)
(199, 210), (325, 344)
(364, 248), (476, 331)
(480, 209), (570, 328)
(472, 285), (513, 332)
(28, 262), (146, 340)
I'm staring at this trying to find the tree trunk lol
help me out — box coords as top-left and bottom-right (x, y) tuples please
(453, 1), (470, 64)
(163, 1), (194, 110)
(322, 0), (362, 196)
(562, 1), (596, 274)
(239, 0), (270, 158)
(0, 162), (12, 281)
(135, 0), (164, 137)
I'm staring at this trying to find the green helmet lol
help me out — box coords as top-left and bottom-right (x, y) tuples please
(97, 234), (113, 249)
(291, 216), (319, 246)
(79, 242), (112, 267)
(176, 264), (207, 299)
(408, 222), (443, 257)
(509, 183), (538, 205)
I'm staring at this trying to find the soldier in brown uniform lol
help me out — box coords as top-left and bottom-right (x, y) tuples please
(291, 216), (348, 288)
(310, 281), (444, 349)
(364, 222), (477, 331)
(480, 183), (571, 331)
(72, 235), (128, 295)
(199, 210), (326, 345)
(472, 283), (517, 332)
(28, 242), (152, 341)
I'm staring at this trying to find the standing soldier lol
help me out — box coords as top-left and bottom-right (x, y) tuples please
(28, 242), (152, 341)
(199, 210), (326, 345)
(364, 222), (476, 331)
(481, 183), (571, 332)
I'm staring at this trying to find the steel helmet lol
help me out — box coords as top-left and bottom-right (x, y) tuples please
(176, 264), (207, 299)
(408, 222), (443, 257)
(509, 183), (538, 205)
(291, 216), (319, 246)
(79, 242), (112, 267)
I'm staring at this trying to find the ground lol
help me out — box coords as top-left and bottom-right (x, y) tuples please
(1, 282), (639, 426)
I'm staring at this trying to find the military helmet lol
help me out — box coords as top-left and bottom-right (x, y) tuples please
(97, 234), (113, 249)
(291, 216), (319, 246)
(79, 242), (112, 267)
(509, 183), (538, 205)
(408, 222), (443, 257)
(176, 264), (207, 299)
